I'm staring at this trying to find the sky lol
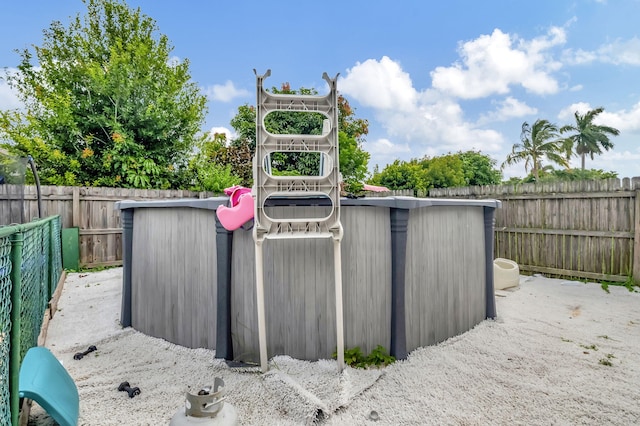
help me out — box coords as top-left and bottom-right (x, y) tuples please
(1, 0), (639, 179)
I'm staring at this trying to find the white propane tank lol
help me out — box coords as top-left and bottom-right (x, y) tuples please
(169, 378), (238, 426)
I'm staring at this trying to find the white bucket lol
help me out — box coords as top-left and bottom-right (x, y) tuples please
(493, 258), (520, 290)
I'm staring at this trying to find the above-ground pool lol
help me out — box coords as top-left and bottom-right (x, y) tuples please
(115, 196), (500, 364)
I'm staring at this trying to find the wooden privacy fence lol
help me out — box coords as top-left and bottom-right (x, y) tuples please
(4, 180), (637, 283)
(430, 177), (640, 284)
(0, 185), (413, 268)
(0, 185), (214, 268)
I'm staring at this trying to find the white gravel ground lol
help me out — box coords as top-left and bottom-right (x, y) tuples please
(28, 268), (640, 425)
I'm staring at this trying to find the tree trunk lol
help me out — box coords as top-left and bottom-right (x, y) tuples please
(581, 154), (586, 170)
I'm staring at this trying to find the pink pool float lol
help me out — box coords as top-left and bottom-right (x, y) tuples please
(216, 185), (254, 231)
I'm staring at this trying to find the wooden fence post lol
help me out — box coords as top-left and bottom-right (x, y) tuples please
(634, 190), (640, 285)
(72, 187), (80, 228)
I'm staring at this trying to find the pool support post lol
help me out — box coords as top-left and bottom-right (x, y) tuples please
(215, 217), (234, 360)
(484, 206), (497, 319)
(389, 207), (409, 360)
(121, 209), (134, 328)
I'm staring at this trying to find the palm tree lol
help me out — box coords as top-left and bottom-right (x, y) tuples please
(502, 119), (568, 180)
(560, 107), (620, 170)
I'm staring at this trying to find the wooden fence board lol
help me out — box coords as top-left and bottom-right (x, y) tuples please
(634, 190), (640, 284)
(2, 180), (638, 283)
(430, 177), (640, 283)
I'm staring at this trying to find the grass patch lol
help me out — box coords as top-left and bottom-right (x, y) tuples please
(599, 355), (615, 366)
(66, 264), (121, 273)
(600, 276), (637, 293)
(580, 344), (598, 352)
(333, 345), (395, 369)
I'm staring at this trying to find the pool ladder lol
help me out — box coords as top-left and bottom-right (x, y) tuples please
(252, 69), (345, 372)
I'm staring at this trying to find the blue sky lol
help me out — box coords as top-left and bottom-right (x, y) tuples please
(1, 0), (639, 179)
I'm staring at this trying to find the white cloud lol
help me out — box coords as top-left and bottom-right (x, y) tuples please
(376, 97), (505, 153)
(339, 56), (417, 112)
(563, 37), (640, 66)
(597, 37), (640, 65)
(578, 149), (640, 178)
(366, 138), (431, 172)
(558, 102), (592, 120)
(563, 48), (598, 65)
(556, 102), (640, 177)
(205, 80), (250, 102)
(208, 126), (235, 143)
(500, 161), (528, 179)
(479, 97), (538, 123)
(588, 150), (640, 163)
(0, 69), (23, 111)
(367, 138), (411, 156)
(431, 27), (565, 99)
(558, 101), (640, 133)
(341, 57), (506, 159)
(595, 103), (640, 133)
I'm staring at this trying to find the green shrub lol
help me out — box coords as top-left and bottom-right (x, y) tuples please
(333, 345), (395, 368)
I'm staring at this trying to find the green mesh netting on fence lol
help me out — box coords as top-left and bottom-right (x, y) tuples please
(50, 218), (62, 296)
(20, 226), (47, 361)
(38, 224), (50, 313)
(0, 235), (13, 425)
(0, 215), (63, 426)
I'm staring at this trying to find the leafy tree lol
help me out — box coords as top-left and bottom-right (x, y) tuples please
(0, 0), (207, 188)
(458, 150), (502, 186)
(229, 88), (324, 177)
(337, 94), (368, 140)
(560, 107), (620, 170)
(369, 159), (426, 191)
(336, 95), (370, 193)
(422, 154), (466, 189)
(560, 168), (617, 180)
(228, 84), (370, 188)
(371, 151), (500, 191)
(229, 105), (257, 149)
(0, 107), (82, 185)
(210, 138), (254, 187)
(259, 84), (325, 177)
(515, 167), (618, 183)
(339, 131), (370, 192)
(187, 132), (240, 192)
(502, 120), (568, 180)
